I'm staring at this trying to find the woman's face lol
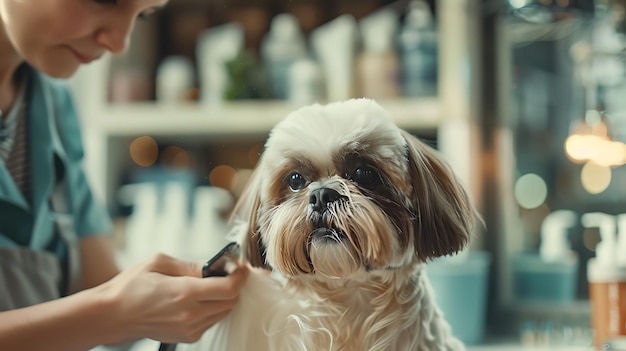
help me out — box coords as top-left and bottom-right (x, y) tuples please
(0, 0), (167, 78)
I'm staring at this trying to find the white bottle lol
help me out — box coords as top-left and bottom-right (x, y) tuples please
(311, 15), (358, 102)
(154, 182), (190, 258)
(196, 23), (244, 107)
(156, 55), (195, 104)
(188, 186), (234, 261)
(120, 183), (160, 268)
(582, 212), (617, 274)
(288, 58), (324, 106)
(356, 8), (400, 99)
(261, 13), (307, 100)
(539, 210), (577, 262)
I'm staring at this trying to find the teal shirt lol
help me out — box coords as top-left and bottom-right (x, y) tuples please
(0, 67), (112, 259)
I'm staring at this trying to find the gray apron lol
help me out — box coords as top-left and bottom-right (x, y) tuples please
(0, 177), (81, 311)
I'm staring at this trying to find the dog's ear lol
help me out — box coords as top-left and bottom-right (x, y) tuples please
(230, 168), (269, 269)
(401, 130), (477, 260)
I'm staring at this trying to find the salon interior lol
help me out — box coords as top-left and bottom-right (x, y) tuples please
(71, 0), (626, 350)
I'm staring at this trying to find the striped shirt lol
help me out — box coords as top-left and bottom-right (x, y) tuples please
(0, 72), (31, 205)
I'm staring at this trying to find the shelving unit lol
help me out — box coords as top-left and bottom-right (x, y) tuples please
(86, 97), (441, 137)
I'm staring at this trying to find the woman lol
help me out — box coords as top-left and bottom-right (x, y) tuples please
(0, 0), (248, 350)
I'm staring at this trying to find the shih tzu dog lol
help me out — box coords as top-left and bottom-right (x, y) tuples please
(178, 98), (477, 351)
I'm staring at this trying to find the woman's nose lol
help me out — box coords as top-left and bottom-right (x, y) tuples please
(94, 17), (135, 54)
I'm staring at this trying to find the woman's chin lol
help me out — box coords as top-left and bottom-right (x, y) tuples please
(37, 59), (80, 79)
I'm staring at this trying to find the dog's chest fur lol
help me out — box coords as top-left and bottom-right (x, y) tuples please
(263, 266), (464, 351)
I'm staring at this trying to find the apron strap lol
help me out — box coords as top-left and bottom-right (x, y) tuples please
(50, 174), (81, 295)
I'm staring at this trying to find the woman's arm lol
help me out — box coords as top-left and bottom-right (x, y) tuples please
(79, 235), (120, 290)
(0, 254), (248, 351)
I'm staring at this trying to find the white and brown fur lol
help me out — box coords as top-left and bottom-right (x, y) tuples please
(180, 98), (477, 351)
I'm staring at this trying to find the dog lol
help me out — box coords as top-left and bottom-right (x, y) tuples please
(178, 98), (477, 351)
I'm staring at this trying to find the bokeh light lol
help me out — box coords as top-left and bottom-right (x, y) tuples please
(129, 136), (159, 167)
(514, 173), (548, 209)
(581, 161), (611, 194)
(209, 165), (238, 190)
(161, 146), (195, 169)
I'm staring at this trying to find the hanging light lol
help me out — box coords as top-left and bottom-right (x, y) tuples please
(564, 110), (626, 167)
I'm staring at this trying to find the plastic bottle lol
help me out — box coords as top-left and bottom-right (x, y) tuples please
(120, 183), (160, 268)
(356, 8), (400, 99)
(583, 212), (617, 272)
(539, 210), (577, 262)
(287, 58), (324, 105)
(196, 23), (244, 106)
(582, 212), (626, 349)
(311, 15), (358, 102)
(398, 0), (438, 97)
(154, 182), (190, 258)
(261, 13), (307, 100)
(188, 186), (234, 261)
(156, 55), (195, 104)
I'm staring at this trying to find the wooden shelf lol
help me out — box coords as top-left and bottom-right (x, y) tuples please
(84, 98), (441, 137)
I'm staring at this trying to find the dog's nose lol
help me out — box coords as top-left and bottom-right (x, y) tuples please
(309, 188), (342, 211)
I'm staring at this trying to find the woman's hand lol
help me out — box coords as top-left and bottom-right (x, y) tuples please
(95, 253), (249, 344)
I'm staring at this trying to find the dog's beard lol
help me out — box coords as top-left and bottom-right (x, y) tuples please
(258, 180), (411, 279)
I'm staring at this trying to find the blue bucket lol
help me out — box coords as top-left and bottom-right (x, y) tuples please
(512, 251), (578, 304)
(425, 251), (492, 346)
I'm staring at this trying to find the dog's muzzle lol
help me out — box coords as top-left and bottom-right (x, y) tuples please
(309, 187), (348, 241)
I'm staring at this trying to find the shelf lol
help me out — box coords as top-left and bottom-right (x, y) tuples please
(84, 98), (441, 137)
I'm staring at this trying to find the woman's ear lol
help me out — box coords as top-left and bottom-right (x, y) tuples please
(229, 168), (268, 269)
(401, 130), (478, 260)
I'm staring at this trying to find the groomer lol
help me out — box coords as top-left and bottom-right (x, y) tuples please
(0, 0), (248, 349)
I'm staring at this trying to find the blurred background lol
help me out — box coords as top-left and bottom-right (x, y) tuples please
(72, 0), (626, 350)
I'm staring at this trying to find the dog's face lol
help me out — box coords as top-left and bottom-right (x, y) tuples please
(235, 99), (477, 280)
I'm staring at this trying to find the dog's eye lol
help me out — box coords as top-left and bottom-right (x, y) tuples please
(288, 172), (307, 192)
(351, 166), (381, 188)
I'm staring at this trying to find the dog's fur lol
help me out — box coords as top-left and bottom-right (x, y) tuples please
(180, 98), (477, 351)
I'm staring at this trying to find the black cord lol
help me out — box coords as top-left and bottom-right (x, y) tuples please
(158, 343), (176, 351)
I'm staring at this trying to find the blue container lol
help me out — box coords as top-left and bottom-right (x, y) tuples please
(512, 251), (578, 304)
(426, 251), (491, 345)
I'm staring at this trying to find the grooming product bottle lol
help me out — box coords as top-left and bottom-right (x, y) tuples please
(261, 13), (307, 100)
(120, 183), (159, 268)
(583, 212), (626, 349)
(196, 23), (245, 107)
(288, 58), (324, 105)
(398, 0), (438, 97)
(156, 55), (195, 104)
(154, 182), (190, 259)
(188, 186), (234, 261)
(539, 210), (578, 263)
(356, 8), (400, 99)
(311, 15), (358, 102)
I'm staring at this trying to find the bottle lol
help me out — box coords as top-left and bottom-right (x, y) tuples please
(311, 14), (358, 102)
(188, 186), (234, 261)
(539, 210), (577, 262)
(196, 23), (245, 107)
(120, 183), (160, 268)
(154, 182), (190, 258)
(261, 14), (307, 100)
(356, 8), (400, 99)
(398, 0), (438, 97)
(287, 58), (324, 106)
(156, 55), (195, 104)
(582, 212), (626, 349)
